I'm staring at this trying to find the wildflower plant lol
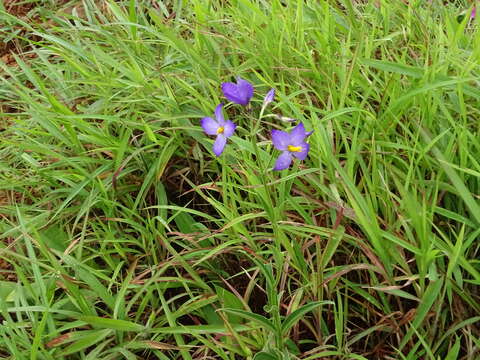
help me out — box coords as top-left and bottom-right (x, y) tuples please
(271, 123), (312, 171)
(200, 78), (312, 171)
(200, 103), (236, 156)
(221, 77), (254, 106)
(263, 88), (275, 107)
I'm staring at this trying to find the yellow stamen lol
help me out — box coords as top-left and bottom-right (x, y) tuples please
(288, 145), (302, 152)
(217, 126), (224, 134)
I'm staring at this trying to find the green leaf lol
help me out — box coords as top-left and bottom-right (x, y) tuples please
(78, 316), (145, 332)
(421, 129), (480, 225)
(362, 59), (424, 78)
(285, 338), (300, 355)
(149, 324), (256, 334)
(321, 227), (344, 269)
(214, 286), (245, 324)
(201, 305), (223, 325)
(381, 289), (420, 302)
(174, 211), (207, 234)
(220, 309), (276, 333)
(39, 225), (69, 252)
(59, 329), (112, 356)
(143, 121), (158, 143)
(281, 301), (331, 335)
(0, 281), (17, 302)
(399, 278), (444, 349)
(253, 351), (282, 360)
(445, 336), (461, 360)
(76, 267), (115, 310)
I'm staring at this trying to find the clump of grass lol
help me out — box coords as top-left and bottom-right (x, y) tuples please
(0, 0), (479, 359)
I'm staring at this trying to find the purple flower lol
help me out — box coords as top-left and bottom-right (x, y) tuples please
(263, 88), (275, 107)
(221, 77), (254, 106)
(472, 5), (477, 19)
(201, 103), (236, 156)
(271, 123), (313, 171)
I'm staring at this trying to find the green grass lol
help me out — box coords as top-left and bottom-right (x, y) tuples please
(0, 0), (479, 359)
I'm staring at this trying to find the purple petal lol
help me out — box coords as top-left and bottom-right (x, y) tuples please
(263, 88), (275, 106)
(471, 6), (476, 19)
(214, 103), (225, 125)
(201, 117), (219, 135)
(273, 151), (293, 171)
(213, 135), (227, 156)
(223, 120), (236, 138)
(221, 78), (254, 106)
(289, 123), (308, 146)
(221, 82), (245, 105)
(271, 129), (290, 151)
(291, 142), (310, 160)
(237, 77), (254, 105)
